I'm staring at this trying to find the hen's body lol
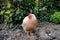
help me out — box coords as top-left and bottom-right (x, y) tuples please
(22, 13), (37, 36)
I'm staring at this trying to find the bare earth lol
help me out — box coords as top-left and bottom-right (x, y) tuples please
(0, 22), (60, 40)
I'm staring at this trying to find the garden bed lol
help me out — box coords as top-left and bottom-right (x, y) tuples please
(0, 22), (60, 40)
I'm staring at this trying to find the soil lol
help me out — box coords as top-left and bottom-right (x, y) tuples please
(0, 22), (60, 40)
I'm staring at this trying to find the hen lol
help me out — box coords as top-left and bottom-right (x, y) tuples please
(22, 12), (37, 37)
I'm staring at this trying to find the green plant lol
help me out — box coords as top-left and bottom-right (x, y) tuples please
(50, 12), (60, 23)
(4, 0), (35, 30)
(0, 0), (60, 30)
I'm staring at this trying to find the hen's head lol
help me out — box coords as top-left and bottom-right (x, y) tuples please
(28, 12), (32, 19)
